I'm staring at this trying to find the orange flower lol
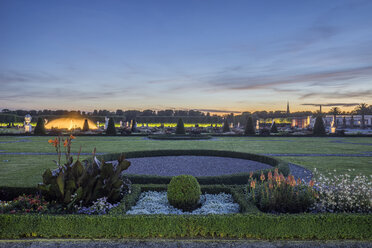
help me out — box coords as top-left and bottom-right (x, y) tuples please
(269, 182), (273, 190)
(48, 138), (58, 147)
(309, 180), (314, 187)
(70, 134), (76, 140)
(249, 171), (253, 178)
(297, 178), (302, 185)
(250, 180), (256, 189)
(260, 172), (265, 182)
(63, 139), (68, 147)
(267, 171), (273, 181)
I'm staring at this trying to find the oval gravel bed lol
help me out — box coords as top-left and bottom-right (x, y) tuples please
(126, 156), (272, 177)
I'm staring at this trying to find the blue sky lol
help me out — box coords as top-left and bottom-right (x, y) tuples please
(1, 0), (372, 113)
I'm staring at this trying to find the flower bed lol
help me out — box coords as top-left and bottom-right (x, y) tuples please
(126, 191), (239, 215)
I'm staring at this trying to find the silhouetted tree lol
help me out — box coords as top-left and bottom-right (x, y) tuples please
(313, 116), (326, 136)
(106, 118), (116, 135)
(270, 121), (278, 133)
(244, 116), (255, 135)
(82, 119), (89, 132)
(34, 117), (46, 135)
(222, 119), (230, 132)
(329, 107), (340, 127)
(175, 118), (185, 135)
(355, 103), (368, 129)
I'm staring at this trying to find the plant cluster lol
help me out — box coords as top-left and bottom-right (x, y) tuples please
(312, 169), (372, 213)
(167, 175), (201, 211)
(76, 197), (119, 215)
(0, 194), (48, 214)
(39, 136), (131, 210)
(248, 169), (316, 213)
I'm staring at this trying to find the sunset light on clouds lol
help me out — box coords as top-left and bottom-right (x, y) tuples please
(1, 0), (372, 113)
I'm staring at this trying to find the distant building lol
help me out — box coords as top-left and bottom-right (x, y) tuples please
(291, 116), (310, 129)
(287, 101), (290, 115)
(291, 115), (372, 129)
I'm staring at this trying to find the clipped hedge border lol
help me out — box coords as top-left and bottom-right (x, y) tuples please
(0, 213), (371, 239)
(98, 149), (290, 185)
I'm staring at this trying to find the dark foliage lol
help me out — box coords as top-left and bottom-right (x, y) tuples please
(244, 116), (255, 135)
(313, 116), (326, 136)
(175, 118), (185, 135)
(106, 118), (116, 135)
(34, 117), (46, 135)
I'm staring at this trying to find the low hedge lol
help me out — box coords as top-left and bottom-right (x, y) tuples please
(0, 213), (370, 239)
(98, 150), (290, 185)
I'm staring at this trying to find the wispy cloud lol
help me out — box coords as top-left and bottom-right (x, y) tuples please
(300, 90), (372, 100)
(302, 103), (360, 107)
(193, 109), (241, 114)
(205, 66), (372, 91)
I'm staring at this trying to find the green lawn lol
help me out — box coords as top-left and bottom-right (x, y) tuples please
(0, 136), (371, 187)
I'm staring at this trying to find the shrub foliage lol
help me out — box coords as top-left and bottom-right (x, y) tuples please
(34, 117), (46, 135)
(167, 175), (201, 211)
(175, 118), (185, 135)
(106, 118), (116, 135)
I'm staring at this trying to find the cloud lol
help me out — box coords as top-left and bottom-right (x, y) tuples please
(301, 90), (372, 100)
(205, 66), (372, 91)
(193, 109), (241, 114)
(302, 103), (360, 107)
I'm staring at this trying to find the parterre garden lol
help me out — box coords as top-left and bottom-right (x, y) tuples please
(0, 135), (371, 240)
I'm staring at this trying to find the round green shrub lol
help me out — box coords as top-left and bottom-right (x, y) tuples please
(167, 175), (201, 211)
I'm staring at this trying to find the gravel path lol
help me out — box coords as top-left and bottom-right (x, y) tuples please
(126, 156), (272, 177)
(126, 156), (313, 182)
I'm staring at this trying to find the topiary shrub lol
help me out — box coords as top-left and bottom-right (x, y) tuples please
(106, 118), (116, 135)
(313, 116), (326, 136)
(175, 118), (185, 135)
(270, 122), (278, 133)
(222, 119), (230, 132)
(167, 175), (201, 211)
(82, 119), (89, 132)
(244, 116), (255, 135)
(34, 117), (46, 135)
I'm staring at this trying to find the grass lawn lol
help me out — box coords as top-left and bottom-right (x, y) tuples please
(0, 136), (371, 187)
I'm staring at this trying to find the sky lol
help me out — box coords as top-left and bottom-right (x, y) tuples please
(1, 0), (372, 113)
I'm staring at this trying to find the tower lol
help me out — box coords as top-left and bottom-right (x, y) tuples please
(287, 101), (290, 114)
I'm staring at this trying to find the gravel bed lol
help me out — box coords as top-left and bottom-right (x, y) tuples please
(126, 191), (240, 215)
(126, 156), (272, 177)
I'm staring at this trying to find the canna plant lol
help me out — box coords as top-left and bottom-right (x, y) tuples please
(39, 136), (131, 210)
(247, 168), (316, 213)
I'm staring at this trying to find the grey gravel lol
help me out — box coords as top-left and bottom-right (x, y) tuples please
(126, 156), (272, 177)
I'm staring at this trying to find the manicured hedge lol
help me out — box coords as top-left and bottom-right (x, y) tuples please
(0, 213), (371, 239)
(98, 150), (290, 185)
